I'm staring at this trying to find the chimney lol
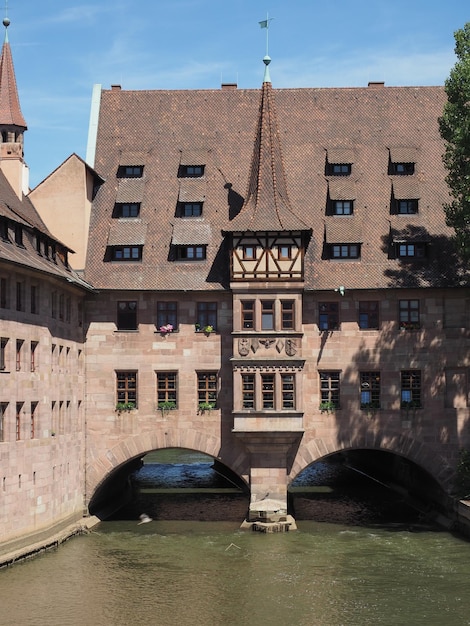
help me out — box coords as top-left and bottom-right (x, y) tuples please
(368, 81), (385, 88)
(111, 84), (122, 91)
(221, 83), (237, 90)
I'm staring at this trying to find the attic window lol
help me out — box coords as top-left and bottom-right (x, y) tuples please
(329, 163), (351, 176)
(176, 245), (206, 260)
(331, 244), (360, 259)
(113, 203), (141, 218)
(178, 202), (203, 217)
(14, 225), (23, 247)
(397, 243), (426, 258)
(397, 199), (418, 214)
(110, 245), (143, 261)
(332, 200), (353, 215)
(391, 162), (414, 175)
(117, 165), (144, 178)
(179, 165), (204, 178)
(0, 218), (8, 241)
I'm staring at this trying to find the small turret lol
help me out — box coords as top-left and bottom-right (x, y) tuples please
(0, 16), (28, 196)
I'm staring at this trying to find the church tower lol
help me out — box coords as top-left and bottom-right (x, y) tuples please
(0, 16), (28, 197)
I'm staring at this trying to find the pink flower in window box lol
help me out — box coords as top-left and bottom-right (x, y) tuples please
(159, 324), (173, 334)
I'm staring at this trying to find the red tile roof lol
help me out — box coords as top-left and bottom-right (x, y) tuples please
(85, 80), (462, 291)
(0, 36), (26, 128)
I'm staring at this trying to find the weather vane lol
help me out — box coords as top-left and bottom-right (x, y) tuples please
(259, 13), (274, 57)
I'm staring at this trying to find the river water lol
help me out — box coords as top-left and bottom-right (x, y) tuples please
(1, 454), (470, 626)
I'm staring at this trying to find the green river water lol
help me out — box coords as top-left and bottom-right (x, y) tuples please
(1, 454), (470, 626)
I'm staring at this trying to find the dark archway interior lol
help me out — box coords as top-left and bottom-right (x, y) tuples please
(89, 447), (451, 529)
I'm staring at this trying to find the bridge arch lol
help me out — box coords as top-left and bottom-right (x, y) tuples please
(290, 431), (455, 493)
(85, 426), (250, 504)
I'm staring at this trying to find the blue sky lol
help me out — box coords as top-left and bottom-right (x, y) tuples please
(5, 0), (469, 188)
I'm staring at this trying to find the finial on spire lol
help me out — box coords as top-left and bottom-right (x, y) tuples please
(3, 0), (9, 42)
(263, 55), (271, 84)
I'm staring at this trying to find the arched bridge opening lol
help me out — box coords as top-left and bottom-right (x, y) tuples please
(288, 449), (452, 529)
(88, 447), (249, 522)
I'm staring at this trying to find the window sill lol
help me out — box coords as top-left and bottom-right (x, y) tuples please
(115, 329), (139, 333)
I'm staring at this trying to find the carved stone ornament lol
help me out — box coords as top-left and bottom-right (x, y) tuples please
(259, 338), (276, 349)
(238, 338), (250, 356)
(285, 338), (298, 356)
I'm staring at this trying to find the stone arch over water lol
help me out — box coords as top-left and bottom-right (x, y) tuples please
(85, 426), (249, 504)
(289, 431), (455, 492)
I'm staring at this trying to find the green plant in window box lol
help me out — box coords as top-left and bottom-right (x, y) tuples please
(401, 400), (421, 410)
(319, 400), (336, 413)
(116, 402), (135, 413)
(361, 401), (380, 414)
(203, 325), (214, 334)
(198, 402), (215, 413)
(195, 323), (201, 332)
(158, 401), (176, 414)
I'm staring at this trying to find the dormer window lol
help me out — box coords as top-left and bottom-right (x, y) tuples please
(278, 245), (292, 260)
(117, 165), (144, 178)
(14, 224), (23, 246)
(110, 245), (143, 261)
(392, 162), (415, 175)
(333, 200), (353, 215)
(0, 218), (8, 241)
(397, 199), (418, 214)
(179, 165), (204, 178)
(176, 245), (206, 260)
(242, 245), (256, 260)
(331, 244), (360, 259)
(397, 243), (426, 258)
(178, 202), (203, 217)
(113, 203), (141, 218)
(330, 163), (351, 175)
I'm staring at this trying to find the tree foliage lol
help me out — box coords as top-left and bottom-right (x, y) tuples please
(439, 23), (470, 262)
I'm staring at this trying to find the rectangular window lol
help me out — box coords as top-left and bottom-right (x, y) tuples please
(242, 245), (256, 260)
(111, 246), (142, 261)
(180, 165), (204, 177)
(30, 401), (38, 439)
(401, 370), (421, 408)
(281, 300), (295, 330)
(180, 202), (202, 217)
(261, 300), (274, 330)
(360, 372), (381, 409)
(359, 301), (379, 329)
(278, 245), (292, 260)
(261, 374), (275, 409)
(398, 243), (426, 258)
(16, 339), (23, 371)
(157, 301), (178, 330)
(320, 371), (340, 408)
(196, 302), (217, 330)
(16, 281), (24, 312)
(117, 301), (138, 331)
(157, 372), (177, 407)
(393, 162), (414, 175)
(176, 246), (206, 260)
(242, 374), (255, 409)
(16, 402), (22, 440)
(331, 163), (351, 175)
(118, 165), (144, 178)
(241, 300), (254, 329)
(0, 402), (6, 441)
(319, 302), (339, 331)
(65, 296), (71, 323)
(281, 374), (295, 409)
(30, 341), (38, 372)
(333, 200), (353, 215)
(399, 299), (420, 329)
(0, 277), (8, 308)
(397, 199), (418, 214)
(30, 285), (38, 314)
(197, 372), (217, 408)
(116, 371), (137, 407)
(0, 337), (8, 371)
(332, 244), (359, 258)
(0, 217), (8, 240)
(114, 203), (140, 217)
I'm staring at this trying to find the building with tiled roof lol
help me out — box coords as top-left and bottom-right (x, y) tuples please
(0, 20), (91, 547)
(2, 14), (470, 548)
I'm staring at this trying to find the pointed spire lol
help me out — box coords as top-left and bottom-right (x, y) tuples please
(228, 56), (308, 232)
(0, 16), (27, 129)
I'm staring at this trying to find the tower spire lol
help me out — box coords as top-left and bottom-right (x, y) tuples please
(227, 55), (308, 232)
